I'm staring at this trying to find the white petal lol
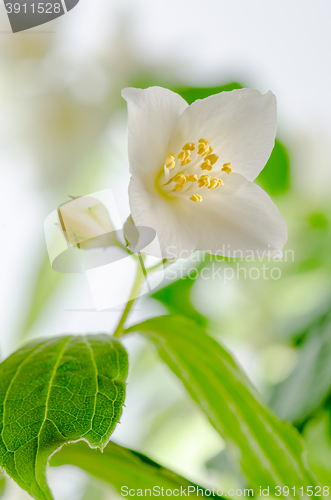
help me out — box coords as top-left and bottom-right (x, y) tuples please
(187, 173), (287, 257)
(122, 87), (188, 188)
(129, 174), (287, 259)
(128, 178), (195, 259)
(169, 89), (277, 182)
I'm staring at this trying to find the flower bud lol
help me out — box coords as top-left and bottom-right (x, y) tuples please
(58, 196), (117, 249)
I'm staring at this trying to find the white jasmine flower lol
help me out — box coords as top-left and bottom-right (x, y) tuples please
(122, 86), (287, 259)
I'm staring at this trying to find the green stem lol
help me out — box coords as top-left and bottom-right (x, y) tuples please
(146, 258), (168, 274)
(113, 256), (146, 338)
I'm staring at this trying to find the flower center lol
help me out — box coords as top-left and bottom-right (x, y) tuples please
(158, 139), (232, 203)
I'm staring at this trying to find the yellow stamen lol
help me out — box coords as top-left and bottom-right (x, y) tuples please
(173, 174), (186, 186)
(204, 153), (218, 165)
(222, 162), (232, 174)
(200, 160), (212, 171)
(165, 153), (176, 170)
(177, 150), (191, 166)
(183, 142), (195, 151)
(197, 139), (211, 155)
(197, 144), (208, 156)
(198, 141), (213, 156)
(186, 174), (198, 182)
(190, 194), (203, 203)
(208, 178), (224, 190)
(160, 139), (230, 203)
(198, 174), (211, 188)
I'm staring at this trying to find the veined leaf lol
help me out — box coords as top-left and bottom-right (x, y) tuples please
(127, 316), (316, 490)
(0, 334), (128, 500)
(51, 440), (223, 497)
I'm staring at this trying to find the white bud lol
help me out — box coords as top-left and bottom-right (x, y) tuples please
(58, 196), (117, 249)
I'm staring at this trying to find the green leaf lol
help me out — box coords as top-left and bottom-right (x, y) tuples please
(0, 334), (128, 500)
(256, 139), (290, 196)
(51, 440), (222, 497)
(303, 412), (331, 485)
(270, 309), (331, 425)
(0, 473), (5, 498)
(127, 316), (316, 490)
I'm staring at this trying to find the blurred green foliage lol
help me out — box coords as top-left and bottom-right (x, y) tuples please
(21, 253), (65, 339)
(308, 213), (329, 229)
(256, 139), (290, 196)
(206, 451), (243, 485)
(173, 83), (244, 104)
(151, 272), (207, 328)
(270, 304), (331, 425)
(80, 482), (104, 500)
